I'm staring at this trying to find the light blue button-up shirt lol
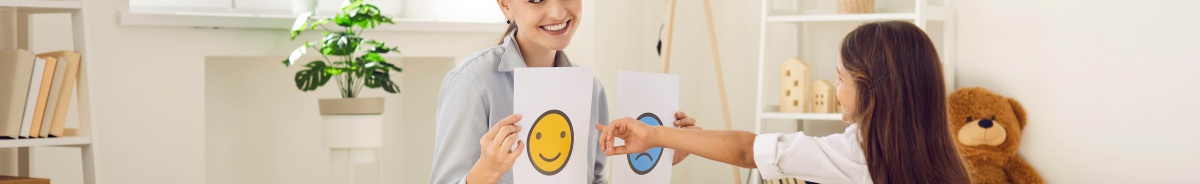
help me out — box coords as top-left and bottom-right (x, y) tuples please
(429, 31), (609, 184)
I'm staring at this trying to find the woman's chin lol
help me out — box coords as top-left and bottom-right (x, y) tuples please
(543, 40), (572, 51)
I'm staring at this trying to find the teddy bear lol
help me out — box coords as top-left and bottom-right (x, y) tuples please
(947, 87), (1044, 184)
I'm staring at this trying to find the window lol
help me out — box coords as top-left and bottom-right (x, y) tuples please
(131, 0), (399, 16)
(129, 0), (502, 22)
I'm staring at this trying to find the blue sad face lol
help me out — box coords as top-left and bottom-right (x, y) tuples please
(626, 113), (664, 175)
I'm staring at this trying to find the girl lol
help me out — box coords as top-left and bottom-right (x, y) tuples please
(429, 0), (695, 183)
(596, 21), (970, 184)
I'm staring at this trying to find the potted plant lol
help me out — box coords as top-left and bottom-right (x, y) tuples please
(283, 0), (400, 165)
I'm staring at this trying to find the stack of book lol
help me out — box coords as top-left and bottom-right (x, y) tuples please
(0, 49), (83, 139)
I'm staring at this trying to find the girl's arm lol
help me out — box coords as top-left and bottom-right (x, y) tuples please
(654, 127), (759, 168)
(597, 118), (758, 168)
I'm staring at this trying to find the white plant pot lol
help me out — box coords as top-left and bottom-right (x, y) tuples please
(292, 0), (318, 15)
(320, 97), (386, 164)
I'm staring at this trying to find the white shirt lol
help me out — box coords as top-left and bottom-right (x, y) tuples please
(428, 31), (609, 184)
(754, 123), (872, 184)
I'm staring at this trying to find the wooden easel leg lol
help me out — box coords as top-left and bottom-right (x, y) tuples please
(699, 0), (742, 183)
(661, 0), (743, 183)
(661, 0), (678, 73)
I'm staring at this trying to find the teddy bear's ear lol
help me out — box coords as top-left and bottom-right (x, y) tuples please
(1008, 98), (1027, 130)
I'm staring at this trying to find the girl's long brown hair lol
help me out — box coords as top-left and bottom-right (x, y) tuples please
(840, 20), (970, 184)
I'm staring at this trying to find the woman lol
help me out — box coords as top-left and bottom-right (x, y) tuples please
(429, 0), (695, 183)
(596, 21), (970, 184)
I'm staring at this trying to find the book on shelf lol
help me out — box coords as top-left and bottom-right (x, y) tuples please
(37, 53), (68, 138)
(19, 57), (47, 138)
(39, 50), (81, 138)
(28, 56), (56, 138)
(0, 50), (36, 139)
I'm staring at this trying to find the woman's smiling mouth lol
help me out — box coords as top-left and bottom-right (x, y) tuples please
(539, 20), (570, 35)
(539, 152), (562, 162)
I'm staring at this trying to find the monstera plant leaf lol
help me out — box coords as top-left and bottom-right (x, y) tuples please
(295, 61), (332, 91)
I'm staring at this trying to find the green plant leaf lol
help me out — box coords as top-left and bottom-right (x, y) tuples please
(320, 32), (361, 56)
(364, 70), (382, 88)
(377, 61), (402, 72)
(284, 45), (307, 66)
(380, 74), (400, 93)
(309, 18), (330, 30)
(362, 52), (385, 62)
(334, 13), (354, 27)
(362, 40), (397, 54)
(291, 12), (313, 40)
(325, 67), (346, 75)
(295, 61), (332, 91)
(364, 70), (399, 93)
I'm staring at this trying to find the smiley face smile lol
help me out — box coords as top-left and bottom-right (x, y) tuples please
(539, 153), (562, 162)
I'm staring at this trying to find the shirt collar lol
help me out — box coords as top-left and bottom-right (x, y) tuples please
(497, 31), (574, 72)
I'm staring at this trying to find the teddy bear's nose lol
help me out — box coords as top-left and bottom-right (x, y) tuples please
(979, 119), (994, 128)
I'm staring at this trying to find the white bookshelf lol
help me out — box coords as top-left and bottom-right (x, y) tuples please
(751, 0), (954, 183)
(0, 0), (80, 10)
(1, 0), (99, 183)
(760, 112), (843, 121)
(0, 136), (90, 148)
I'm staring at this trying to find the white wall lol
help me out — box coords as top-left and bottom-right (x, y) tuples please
(205, 56), (455, 184)
(956, 0), (1200, 183)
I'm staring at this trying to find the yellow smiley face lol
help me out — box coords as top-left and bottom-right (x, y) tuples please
(527, 110), (574, 175)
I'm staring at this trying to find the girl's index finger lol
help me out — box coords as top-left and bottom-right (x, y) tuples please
(595, 124), (608, 151)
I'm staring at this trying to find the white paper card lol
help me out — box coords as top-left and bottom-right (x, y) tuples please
(611, 71), (678, 184)
(513, 67), (594, 184)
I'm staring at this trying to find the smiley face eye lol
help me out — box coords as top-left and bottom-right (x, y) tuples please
(536, 132), (542, 139)
(967, 116), (974, 122)
(560, 131), (566, 138)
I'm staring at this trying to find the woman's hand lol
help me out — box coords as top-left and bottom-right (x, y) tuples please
(672, 112), (700, 165)
(596, 116), (658, 156)
(467, 114), (524, 184)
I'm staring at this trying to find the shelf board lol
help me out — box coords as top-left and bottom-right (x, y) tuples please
(767, 6), (949, 23)
(119, 11), (508, 33)
(0, 136), (91, 148)
(0, 0), (81, 11)
(761, 112), (844, 121)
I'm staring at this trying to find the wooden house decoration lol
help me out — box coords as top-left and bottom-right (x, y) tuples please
(779, 57), (810, 112)
(812, 80), (836, 113)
